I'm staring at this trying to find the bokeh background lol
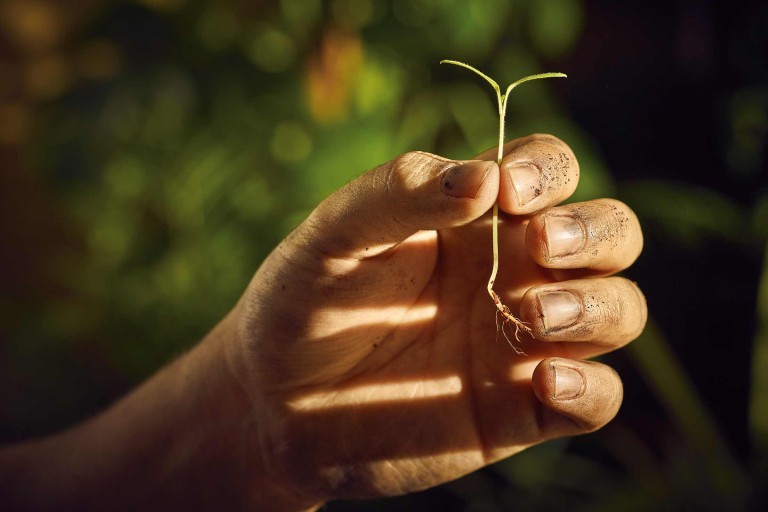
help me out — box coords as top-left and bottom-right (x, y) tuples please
(1, 0), (767, 509)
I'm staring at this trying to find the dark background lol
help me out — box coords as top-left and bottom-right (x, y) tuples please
(1, 0), (767, 510)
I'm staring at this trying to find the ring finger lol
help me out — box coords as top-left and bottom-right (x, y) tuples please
(525, 198), (643, 278)
(519, 277), (647, 349)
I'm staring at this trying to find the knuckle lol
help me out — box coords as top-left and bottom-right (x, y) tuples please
(391, 151), (442, 178)
(392, 150), (429, 171)
(387, 151), (449, 197)
(388, 152), (422, 190)
(382, 151), (465, 231)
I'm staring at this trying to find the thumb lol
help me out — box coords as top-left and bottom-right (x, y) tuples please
(300, 151), (498, 257)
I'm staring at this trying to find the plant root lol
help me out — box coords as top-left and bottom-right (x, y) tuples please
(490, 288), (531, 355)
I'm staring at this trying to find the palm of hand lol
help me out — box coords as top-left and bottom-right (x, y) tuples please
(242, 217), (584, 499)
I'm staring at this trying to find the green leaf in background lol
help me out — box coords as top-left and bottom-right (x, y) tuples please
(619, 180), (748, 246)
(527, 0), (584, 59)
(629, 319), (746, 507)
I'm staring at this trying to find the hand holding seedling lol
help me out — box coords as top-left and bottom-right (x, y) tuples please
(221, 133), (646, 507)
(0, 135), (646, 511)
(440, 60), (568, 346)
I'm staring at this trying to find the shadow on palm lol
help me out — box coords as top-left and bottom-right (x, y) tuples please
(246, 209), (620, 498)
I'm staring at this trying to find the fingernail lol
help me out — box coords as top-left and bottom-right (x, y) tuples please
(441, 161), (493, 198)
(544, 215), (585, 258)
(508, 163), (542, 207)
(552, 363), (585, 401)
(537, 290), (581, 332)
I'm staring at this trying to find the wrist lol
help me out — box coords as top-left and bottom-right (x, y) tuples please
(0, 309), (325, 511)
(213, 307), (327, 511)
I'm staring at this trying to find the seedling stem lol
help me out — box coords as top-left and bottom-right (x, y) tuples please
(440, 60), (566, 350)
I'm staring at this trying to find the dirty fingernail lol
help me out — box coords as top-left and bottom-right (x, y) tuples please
(544, 215), (585, 258)
(509, 164), (542, 207)
(441, 161), (493, 198)
(553, 363), (585, 400)
(538, 290), (581, 332)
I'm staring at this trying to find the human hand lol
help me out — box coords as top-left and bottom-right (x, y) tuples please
(226, 134), (645, 508)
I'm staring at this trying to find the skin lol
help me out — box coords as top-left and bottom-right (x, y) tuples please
(0, 134), (645, 511)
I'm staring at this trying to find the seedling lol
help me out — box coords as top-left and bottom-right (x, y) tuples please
(440, 60), (566, 353)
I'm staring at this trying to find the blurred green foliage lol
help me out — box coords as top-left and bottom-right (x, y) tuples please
(25, 0), (612, 384)
(2, 0), (768, 510)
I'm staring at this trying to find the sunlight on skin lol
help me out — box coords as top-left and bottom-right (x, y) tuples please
(305, 303), (438, 339)
(405, 230), (438, 245)
(472, 360), (540, 392)
(287, 375), (463, 411)
(471, 216), (515, 228)
(287, 361), (539, 412)
(320, 230), (438, 266)
(509, 359), (541, 383)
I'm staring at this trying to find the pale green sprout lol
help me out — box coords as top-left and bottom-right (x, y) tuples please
(440, 60), (566, 348)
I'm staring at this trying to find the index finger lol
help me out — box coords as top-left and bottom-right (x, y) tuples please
(476, 134), (579, 215)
